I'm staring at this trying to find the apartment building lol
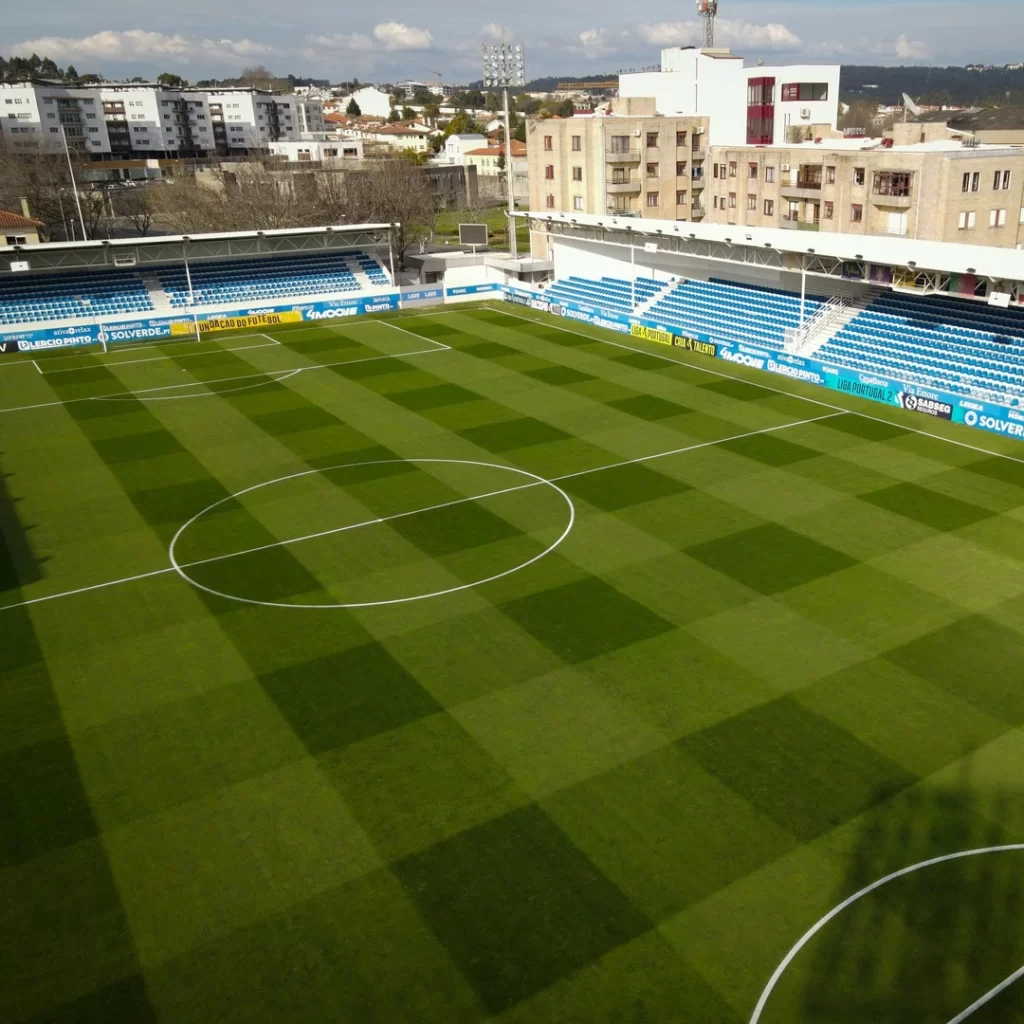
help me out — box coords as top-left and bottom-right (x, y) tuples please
(703, 140), (1024, 247)
(0, 81), (322, 158)
(619, 47), (840, 148)
(0, 82), (108, 153)
(527, 99), (711, 222)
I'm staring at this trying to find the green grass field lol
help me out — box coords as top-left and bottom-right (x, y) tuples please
(4, 302), (1024, 1023)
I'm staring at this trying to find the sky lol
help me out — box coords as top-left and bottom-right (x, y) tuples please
(5, 0), (1024, 84)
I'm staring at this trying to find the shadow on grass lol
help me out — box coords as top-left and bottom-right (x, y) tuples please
(794, 769), (1024, 1023)
(0, 449), (47, 597)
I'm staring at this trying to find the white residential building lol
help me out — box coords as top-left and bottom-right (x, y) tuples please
(0, 81), (322, 157)
(343, 86), (392, 119)
(619, 47), (841, 148)
(444, 133), (487, 164)
(268, 138), (364, 162)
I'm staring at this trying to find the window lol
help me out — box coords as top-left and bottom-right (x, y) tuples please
(1004, 170), (1012, 190)
(49, 127), (59, 134)
(853, 167), (865, 186)
(728, 161), (737, 177)
(646, 131), (659, 148)
(765, 166), (775, 183)
(994, 169), (1011, 190)
(990, 208), (1007, 227)
(850, 204), (863, 223)
(573, 196), (584, 211)
(670, 189), (684, 206)
(873, 171), (912, 197)
(994, 170), (1002, 190)
(676, 130), (687, 146)
(713, 164), (719, 179)
(749, 162), (759, 179)
(646, 162), (659, 177)
(764, 198), (775, 216)
(959, 210), (976, 230)
(572, 166), (582, 181)
(5, 235), (27, 245)
(571, 135), (581, 151)
(647, 191), (660, 207)
(611, 167), (629, 184)
(546, 194), (555, 209)
(825, 165), (836, 185)
(544, 164), (554, 180)
(971, 172), (980, 192)
(824, 201), (834, 219)
(780, 82), (829, 101)
(609, 135), (631, 154)
(962, 172), (971, 192)
(676, 161), (687, 176)
(728, 192), (737, 209)
(543, 135), (552, 151)
(747, 194), (757, 211)
(720, 163), (728, 178)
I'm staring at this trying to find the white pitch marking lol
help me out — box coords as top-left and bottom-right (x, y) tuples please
(0, 566), (178, 609)
(748, 844), (1024, 1024)
(167, 458), (577, 610)
(0, 411), (836, 612)
(486, 304), (1024, 469)
(33, 360), (42, 374)
(946, 964), (1024, 1024)
(179, 411), (838, 569)
(37, 340), (281, 374)
(0, 346), (448, 413)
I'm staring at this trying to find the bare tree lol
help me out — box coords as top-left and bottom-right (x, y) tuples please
(0, 138), (73, 239)
(118, 186), (156, 236)
(346, 158), (439, 268)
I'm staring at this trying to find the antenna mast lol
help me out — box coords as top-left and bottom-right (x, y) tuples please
(696, 0), (718, 47)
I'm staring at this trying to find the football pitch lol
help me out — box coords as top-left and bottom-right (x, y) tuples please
(4, 302), (1024, 1023)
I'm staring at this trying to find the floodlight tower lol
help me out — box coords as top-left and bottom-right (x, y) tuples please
(696, 0), (718, 47)
(482, 40), (526, 259)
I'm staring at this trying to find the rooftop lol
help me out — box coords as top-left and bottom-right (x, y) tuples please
(948, 107), (1024, 131)
(0, 209), (42, 230)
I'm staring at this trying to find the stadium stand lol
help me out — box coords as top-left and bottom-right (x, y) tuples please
(818, 291), (1024, 400)
(0, 270), (153, 326)
(159, 251), (388, 307)
(646, 277), (824, 346)
(543, 275), (667, 313)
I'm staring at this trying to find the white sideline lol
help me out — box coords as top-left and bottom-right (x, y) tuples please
(946, 965), (1024, 1023)
(486, 304), (1024, 469)
(0, 410), (838, 612)
(748, 844), (1024, 1024)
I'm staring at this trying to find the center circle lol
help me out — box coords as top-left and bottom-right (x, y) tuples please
(168, 458), (576, 609)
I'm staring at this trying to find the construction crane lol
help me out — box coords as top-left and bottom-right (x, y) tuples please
(696, 0), (718, 47)
(432, 71), (444, 99)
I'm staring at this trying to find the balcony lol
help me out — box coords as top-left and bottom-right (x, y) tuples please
(607, 178), (642, 194)
(780, 178), (824, 200)
(606, 145), (641, 164)
(871, 192), (914, 209)
(780, 214), (820, 231)
(691, 206), (706, 218)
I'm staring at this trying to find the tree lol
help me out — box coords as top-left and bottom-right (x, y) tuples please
(118, 186), (156, 236)
(157, 72), (188, 89)
(346, 98), (362, 117)
(387, 107), (402, 123)
(839, 100), (878, 133)
(64, 64), (79, 82)
(240, 65), (274, 89)
(512, 116), (526, 143)
(557, 99), (575, 118)
(401, 106), (416, 121)
(346, 159), (438, 269)
(443, 112), (474, 138)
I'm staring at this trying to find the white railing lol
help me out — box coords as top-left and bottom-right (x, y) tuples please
(784, 295), (848, 352)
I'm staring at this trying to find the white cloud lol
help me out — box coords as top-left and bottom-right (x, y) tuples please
(640, 22), (700, 47)
(894, 33), (928, 60)
(10, 29), (273, 63)
(481, 23), (506, 42)
(372, 22), (433, 51)
(640, 18), (799, 51)
(576, 28), (614, 59)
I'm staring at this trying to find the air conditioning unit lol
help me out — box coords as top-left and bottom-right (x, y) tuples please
(800, 107), (811, 119)
(781, 163), (791, 171)
(695, 126), (705, 134)
(633, 129), (642, 137)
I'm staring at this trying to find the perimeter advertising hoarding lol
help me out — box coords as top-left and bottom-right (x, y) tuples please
(499, 286), (1023, 443)
(0, 293), (403, 351)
